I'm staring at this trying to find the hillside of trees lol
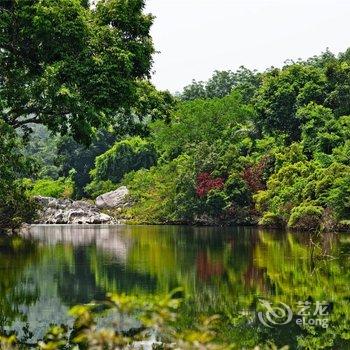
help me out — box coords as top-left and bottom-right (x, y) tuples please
(2, 47), (350, 231)
(52, 50), (350, 231)
(117, 50), (350, 231)
(0, 0), (349, 233)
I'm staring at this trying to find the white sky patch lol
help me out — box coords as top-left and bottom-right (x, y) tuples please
(145, 0), (350, 92)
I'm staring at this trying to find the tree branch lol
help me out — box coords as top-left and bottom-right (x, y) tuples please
(12, 117), (41, 128)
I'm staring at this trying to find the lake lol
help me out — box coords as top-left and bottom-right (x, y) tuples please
(1, 225), (350, 348)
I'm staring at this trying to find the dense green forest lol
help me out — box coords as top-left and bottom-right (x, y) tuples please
(4, 49), (350, 232)
(1, 0), (350, 233)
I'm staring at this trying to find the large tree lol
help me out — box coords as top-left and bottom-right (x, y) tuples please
(254, 64), (327, 141)
(0, 120), (37, 230)
(0, 0), (154, 143)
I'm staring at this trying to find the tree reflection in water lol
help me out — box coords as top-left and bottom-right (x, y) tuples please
(0, 234), (39, 332)
(8, 225), (350, 347)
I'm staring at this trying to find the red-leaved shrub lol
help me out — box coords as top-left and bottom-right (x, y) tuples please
(242, 157), (270, 193)
(196, 172), (224, 198)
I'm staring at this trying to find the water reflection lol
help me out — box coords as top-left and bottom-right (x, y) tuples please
(1, 225), (349, 347)
(21, 225), (132, 263)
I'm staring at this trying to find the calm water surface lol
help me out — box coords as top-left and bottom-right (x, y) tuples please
(1, 225), (350, 348)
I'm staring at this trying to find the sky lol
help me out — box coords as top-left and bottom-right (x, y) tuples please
(145, 0), (350, 93)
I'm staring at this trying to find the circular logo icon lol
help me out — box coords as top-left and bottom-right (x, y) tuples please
(258, 299), (293, 328)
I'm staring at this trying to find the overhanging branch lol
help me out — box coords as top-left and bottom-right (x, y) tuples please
(12, 117), (41, 128)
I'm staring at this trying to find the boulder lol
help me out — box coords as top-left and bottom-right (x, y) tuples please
(34, 196), (116, 225)
(95, 186), (131, 209)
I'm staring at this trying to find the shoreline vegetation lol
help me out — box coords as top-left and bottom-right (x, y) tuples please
(3, 47), (350, 233)
(0, 3), (349, 233)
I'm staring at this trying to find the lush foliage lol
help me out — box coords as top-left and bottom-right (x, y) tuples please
(84, 179), (118, 199)
(24, 125), (62, 179)
(55, 130), (120, 198)
(115, 50), (350, 230)
(0, 121), (37, 230)
(2, 30), (350, 232)
(88, 136), (157, 196)
(24, 177), (74, 199)
(1, 3), (350, 348)
(0, 290), (288, 350)
(0, 0), (163, 227)
(122, 93), (257, 224)
(181, 67), (261, 103)
(0, 0), (154, 143)
(53, 82), (174, 198)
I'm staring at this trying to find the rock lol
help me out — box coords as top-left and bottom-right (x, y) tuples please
(95, 186), (131, 209)
(34, 196), (116, 225)
(35, 196), (73, 209)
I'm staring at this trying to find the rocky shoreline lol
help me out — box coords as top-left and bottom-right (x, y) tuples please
(33, 186), (131, 225)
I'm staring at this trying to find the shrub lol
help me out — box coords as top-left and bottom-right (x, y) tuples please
(288, 205), (324, 231)
(25, 178), (74, 199)
(0, 183), (38, 230)
(254, 190), (270, 213)
(205, 189), (229, 217)
(326, 175), (350, 220)
(84, 180), (117, 199)
(196, 172), (224, 198)
(338, 220), (350, 231)
(123, 165), (177, 223)
(225, 172), (251, 207)
(123, 155), (199, 224)
(0, 121), (38, 230)
(90, 137), (157, 184)
(259, 212), (284, 228)
(242, 157), (270, 193)
(1, 291), (278, 350)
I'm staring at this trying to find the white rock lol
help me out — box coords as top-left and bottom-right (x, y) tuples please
(95, 186), (130, 209)
(34, 196), (116, 225)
